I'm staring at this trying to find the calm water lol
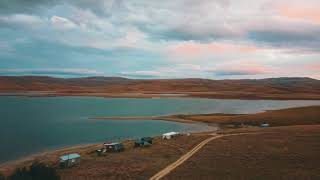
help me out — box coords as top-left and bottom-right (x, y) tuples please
(1, 96), (320, 164)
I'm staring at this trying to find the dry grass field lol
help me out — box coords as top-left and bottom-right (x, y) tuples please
(1, 76), (320, 100)
(165, 125), (320, 180)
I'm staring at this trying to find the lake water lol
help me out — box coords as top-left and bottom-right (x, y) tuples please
(1, 96), (320, 164)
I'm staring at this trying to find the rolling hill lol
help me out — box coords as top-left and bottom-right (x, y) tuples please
(0, 76), (320, 99)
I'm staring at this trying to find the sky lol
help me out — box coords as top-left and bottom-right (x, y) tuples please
(0, 0), (319, 79)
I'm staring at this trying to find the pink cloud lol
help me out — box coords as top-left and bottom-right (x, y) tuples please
(168, 41), (259, 57)
(304, 62), (320, 71)
(214, 60), (272, 76)
(277, 4), (320, 24)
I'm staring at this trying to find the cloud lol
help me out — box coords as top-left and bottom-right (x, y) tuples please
(247, 18), (320, 53)
(120, 70), (162, 78)
(50, 16), (77, 30)
(273, 0), (320, 24)
(0, 0), (55, 15)
(1, 0), (320, 80)
(214, 69), (265, 76)
(304, 62), (320, 71)
(0, 14), (45, 28)
(209, 59), (271, 76)
(70, 8), (114, 32)
(0, 41), (14, 53)
(120, 64), (206, 79)
(0, 68), (104, 77)
(120, 61), (271, 79)
(168, 41), (259, 57)
(2, 0), (320, 52)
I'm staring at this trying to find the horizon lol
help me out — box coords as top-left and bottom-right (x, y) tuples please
(0, 0), (320, 79)
(0, 75), (319, 81)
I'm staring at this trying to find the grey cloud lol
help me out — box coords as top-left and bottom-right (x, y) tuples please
(2, 0), (320, 53)
(0, 68), (103, 77)
(0, 0), (57, 15)
(0, 14), (46, 29)
(119, 73), (158, 79)
(0, 0), (122, 16)
(248, 30), (320, 53)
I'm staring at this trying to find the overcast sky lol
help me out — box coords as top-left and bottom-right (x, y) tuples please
(0, 0), (319, 79)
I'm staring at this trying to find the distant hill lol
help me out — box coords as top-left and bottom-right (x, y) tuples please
(0, 76), (320, 99)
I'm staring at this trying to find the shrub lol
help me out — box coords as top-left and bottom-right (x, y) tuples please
(8, 162), (60, 180)
(0, 173), (5, 180)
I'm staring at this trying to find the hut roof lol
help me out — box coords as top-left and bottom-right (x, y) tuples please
(104, 142), (122, 146)
(163, 132), (179, 136)
(60, 153), (80, 161)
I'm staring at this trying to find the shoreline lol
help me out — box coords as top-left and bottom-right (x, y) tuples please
(0, 143), (97, 167)
(0, 123), (217, 173)
(91, 116), (198, 124)
(2, 91), (320, 100)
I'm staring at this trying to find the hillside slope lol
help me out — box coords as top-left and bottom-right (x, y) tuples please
(1, 76), (320, 99)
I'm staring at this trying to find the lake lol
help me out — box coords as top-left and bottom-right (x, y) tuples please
(1, 96), (320, 164)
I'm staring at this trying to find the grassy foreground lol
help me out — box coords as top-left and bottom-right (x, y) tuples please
(165, 125), (320, 180)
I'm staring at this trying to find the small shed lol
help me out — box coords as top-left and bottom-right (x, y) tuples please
(141, 137), (153, 144)
(162, 132), (180, 140)
(59, 153), (80, 168)
(104, 142), (124, 152)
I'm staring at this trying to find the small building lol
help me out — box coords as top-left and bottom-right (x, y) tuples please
(104, 142), (124, 152)
(260, 123), (270, 128)
(134, 137), (153, 147)
(162, 132), (180, 140)
(59, 153), (80, 168)
(141, 137), (153, 144)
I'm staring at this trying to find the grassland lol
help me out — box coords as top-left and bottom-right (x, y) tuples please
(170, 105), (320, 127)
(165, 125), (320, 180)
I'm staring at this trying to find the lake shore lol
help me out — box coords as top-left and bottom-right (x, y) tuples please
(0, 133), (212, 178)
(91, 116), (197, 124)
(1, 105), (320, 179)
(92, 105), (320, 127)
(2, 91), (320, 100)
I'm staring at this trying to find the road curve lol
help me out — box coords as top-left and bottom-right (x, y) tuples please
(149, 132), (269, 180)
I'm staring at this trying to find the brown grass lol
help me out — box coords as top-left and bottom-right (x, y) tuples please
(174, 106), (320, 127)
(165, 125), (320, 180)
(1, 76), (320, 100)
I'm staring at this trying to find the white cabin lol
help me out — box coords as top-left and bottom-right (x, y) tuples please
(162, 132), (180, 139)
